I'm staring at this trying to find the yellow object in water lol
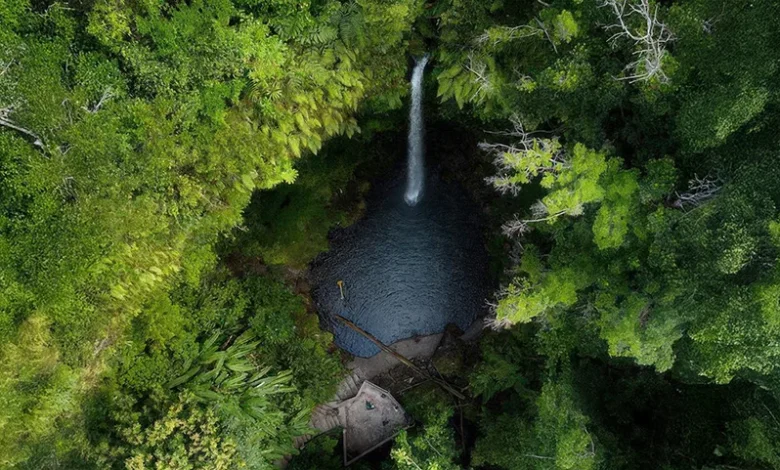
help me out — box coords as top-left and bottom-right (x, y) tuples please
(337, 280), (345, 300)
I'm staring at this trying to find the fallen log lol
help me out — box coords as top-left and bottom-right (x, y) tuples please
(334, 314), (466, 400)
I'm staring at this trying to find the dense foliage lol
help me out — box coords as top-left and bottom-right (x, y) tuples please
(430, 0), (780, 468)
(3, 0), (780, 468)
(440, 0), (780, 385)
(0, 0), (419, 466)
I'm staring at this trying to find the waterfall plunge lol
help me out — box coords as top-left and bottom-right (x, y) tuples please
(404, 55), (429, 206)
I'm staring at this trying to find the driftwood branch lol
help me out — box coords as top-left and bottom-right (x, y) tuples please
(334, 315), (466, 400)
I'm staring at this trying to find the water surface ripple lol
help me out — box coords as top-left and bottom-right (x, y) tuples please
(310, 172), (490, 356)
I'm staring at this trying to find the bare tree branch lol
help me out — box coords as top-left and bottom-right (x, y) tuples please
(523, 453), (557, 460)
(473, 25), (542, 47)
(464, 52), (493, 102)
(480, 116), (567, 196)
(486, 312), (513, 330)
(672, 174), (722, 209)
(702, 4), (726, 35)
(474, 19), (558, 54)
(601, 0), (675, 83)
(82, 87), (114, 114)
(534, 17), (558, 54)
(0, 105), (45, 150)
(501, 209), (569, 237)
(0, 60), (12, 77)
(501, 215), (532, 237)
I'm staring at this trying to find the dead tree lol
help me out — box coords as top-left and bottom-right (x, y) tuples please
(481, 116), (572, 238)
(82, 87), (114, 114)
(601, 0), (675, 83)
(473, 19), (557, 53)
(480, 116), (567, 197)
(473, 25), (542, 47)
(0, 60), (12, 77)
(672, 174), (722, 209)
(0, 104), (45, 150)
(464, 52), (493, 102)
(534, 17), (559, 53)
(500, 202), (572, 238)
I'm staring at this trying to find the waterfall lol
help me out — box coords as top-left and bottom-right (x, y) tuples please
(404, 55), (429, 206)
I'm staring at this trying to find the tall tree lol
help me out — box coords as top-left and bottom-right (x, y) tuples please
(0, 0), (421, 465)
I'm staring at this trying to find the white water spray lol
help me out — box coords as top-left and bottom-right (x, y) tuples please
(404, 55), (429, 206)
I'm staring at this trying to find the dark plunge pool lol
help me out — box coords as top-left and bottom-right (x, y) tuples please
(310, 169), (490, 357)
